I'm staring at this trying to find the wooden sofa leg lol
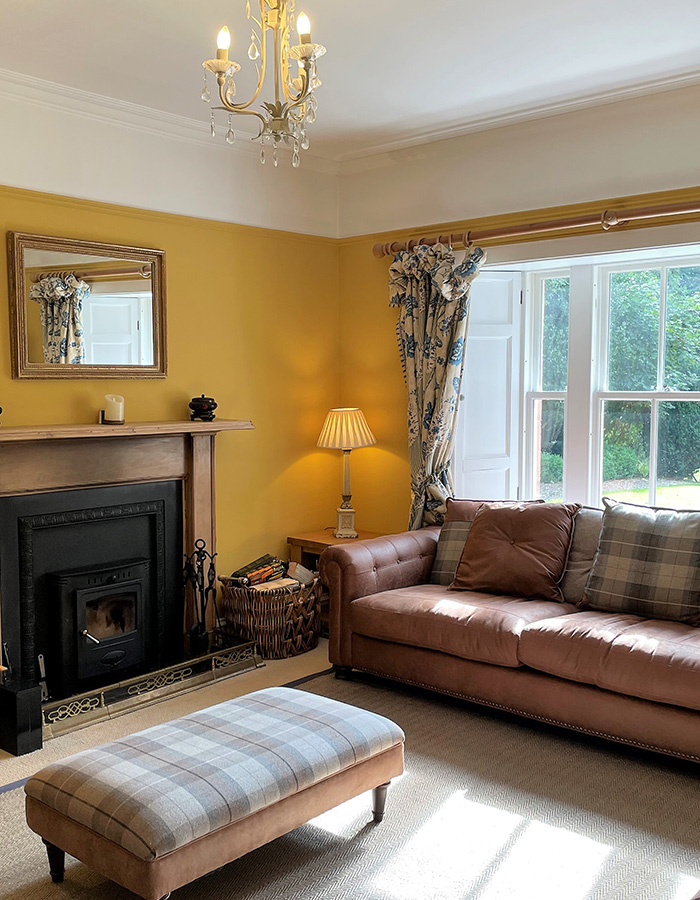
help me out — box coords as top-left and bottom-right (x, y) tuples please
(333, 666), (353, 680)
(372, 781), (390, 823)
(42, 840), (65, 883)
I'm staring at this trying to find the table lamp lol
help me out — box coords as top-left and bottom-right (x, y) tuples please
(317, 408), (376, 538)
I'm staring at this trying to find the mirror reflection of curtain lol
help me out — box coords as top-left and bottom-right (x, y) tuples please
(29, 274), (90, 364)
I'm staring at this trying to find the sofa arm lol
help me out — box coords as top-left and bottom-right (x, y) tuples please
(319, 528), (440, 667)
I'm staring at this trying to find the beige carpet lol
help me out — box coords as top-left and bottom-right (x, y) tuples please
(2, 671), (700, 900)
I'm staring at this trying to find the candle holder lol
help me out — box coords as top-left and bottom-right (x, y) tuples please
(98, 410), (125, 425)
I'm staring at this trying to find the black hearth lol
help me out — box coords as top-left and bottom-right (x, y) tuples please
(53, 559), (150, 697)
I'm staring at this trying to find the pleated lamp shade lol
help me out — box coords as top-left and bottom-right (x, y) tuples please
(317, 408), (376, 450)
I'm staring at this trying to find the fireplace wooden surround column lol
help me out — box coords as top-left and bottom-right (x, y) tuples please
(0, 419), (253, 755)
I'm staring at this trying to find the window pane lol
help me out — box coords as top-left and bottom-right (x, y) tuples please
(608, 270), (660, 390)
(657, 401), (700, 509)
(541, 277), (569, 391)
(535, 399), (565, 501)
(665, 266), (700, 391)
(602, 401), (650, 505)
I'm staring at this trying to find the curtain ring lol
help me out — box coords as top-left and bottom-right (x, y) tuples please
(465, 231), (474, 249)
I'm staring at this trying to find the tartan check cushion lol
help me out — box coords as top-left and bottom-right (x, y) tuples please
(430, 521), (472, 584)
(580, 498), (700, 625)
(24, 687), (404, 861)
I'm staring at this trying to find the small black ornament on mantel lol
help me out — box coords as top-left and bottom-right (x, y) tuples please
(189, 394), (218, 422)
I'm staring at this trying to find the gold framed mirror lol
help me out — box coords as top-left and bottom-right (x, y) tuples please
(7, 232), (167, 379)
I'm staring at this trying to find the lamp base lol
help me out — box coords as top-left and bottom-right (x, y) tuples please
(334, 506), (358, 539)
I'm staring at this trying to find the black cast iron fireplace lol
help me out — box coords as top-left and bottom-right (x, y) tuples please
(52, 559), (150, 698)
(0, 480), (183, 755)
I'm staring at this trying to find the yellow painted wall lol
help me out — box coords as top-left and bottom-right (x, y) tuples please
(337, 237), (411, 535)
(0, 185), (342, 572)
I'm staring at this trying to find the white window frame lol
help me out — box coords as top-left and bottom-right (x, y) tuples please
(591, 258), (700, 506)
(509, 249), (700, 507)
(521, 268), (571, 501)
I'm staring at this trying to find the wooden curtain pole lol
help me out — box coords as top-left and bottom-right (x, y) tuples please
(30, 264), (151, 284)
(371, 199), (700, 258)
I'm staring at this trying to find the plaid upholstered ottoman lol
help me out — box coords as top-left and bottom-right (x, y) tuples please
(24, 687), (404, 900)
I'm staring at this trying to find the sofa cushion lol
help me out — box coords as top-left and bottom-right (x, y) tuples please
(445, 497), (543, 523)
(451, 502), (580, 602)
(519, 611), (700, 712)
(430, 521), (472, 585)
(432, 499), (547, 586)
(560, 507), (603, 604)
(580, 499), (700, 625)
(350, 584), (576, 668)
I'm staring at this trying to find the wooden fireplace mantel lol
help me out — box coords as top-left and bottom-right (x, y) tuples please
(0, 419), (255, 641)
(0, 419), (254, 443)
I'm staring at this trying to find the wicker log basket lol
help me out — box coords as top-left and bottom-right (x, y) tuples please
(218, 577), (322, 659)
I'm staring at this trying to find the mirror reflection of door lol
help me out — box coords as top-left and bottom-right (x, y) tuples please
(83, 293), (154, 366)
(24, 249), (154, 367)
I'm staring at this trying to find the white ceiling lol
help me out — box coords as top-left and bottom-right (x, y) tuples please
(2, 0), (700, 161)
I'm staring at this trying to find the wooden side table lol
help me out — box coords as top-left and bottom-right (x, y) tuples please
(286, 531), (385, 636)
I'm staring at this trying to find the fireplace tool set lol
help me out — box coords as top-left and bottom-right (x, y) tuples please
(183, 539), (225, 657)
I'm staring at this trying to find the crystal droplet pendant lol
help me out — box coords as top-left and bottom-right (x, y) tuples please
(260, 146), (266, 165)
(273, 146), (278, 167)
(226, 114), (235, 144)
(200, 75), (211, 102)
(210, 112), (216, 138)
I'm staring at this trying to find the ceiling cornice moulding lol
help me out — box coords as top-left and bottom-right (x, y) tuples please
(0, 67), (339, 177)
(1, 63), (699, 177)
(337, 66), (700, 168)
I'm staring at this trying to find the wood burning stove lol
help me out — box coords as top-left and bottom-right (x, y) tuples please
(52, 559), (150, 698)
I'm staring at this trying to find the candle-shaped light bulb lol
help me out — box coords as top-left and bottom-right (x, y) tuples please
(217, 25), (231, 59)
(296, 12), (311, 43)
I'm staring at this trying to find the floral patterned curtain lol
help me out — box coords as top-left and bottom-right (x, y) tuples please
(29, 274), (89, 364)
(389, 243), (485, 529)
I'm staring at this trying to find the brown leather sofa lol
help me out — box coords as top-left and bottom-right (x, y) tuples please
(319, 510), (700, 763)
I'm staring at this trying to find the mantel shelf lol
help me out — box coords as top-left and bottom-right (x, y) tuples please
(0, 419), (255, 443)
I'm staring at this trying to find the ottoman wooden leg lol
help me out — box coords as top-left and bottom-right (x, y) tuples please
(372, 781), (390, 823)
(42, 840), (65, 883)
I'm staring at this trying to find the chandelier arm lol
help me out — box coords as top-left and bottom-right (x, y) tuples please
(285, 64), (311, 108)
(216, 80), (266, 127)
(273, 19), (282, 105)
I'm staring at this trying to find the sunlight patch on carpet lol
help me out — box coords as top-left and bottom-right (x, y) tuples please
(479, 819), (611, 900)
(671, 873), (700, 900)
(373, 791), (523, 900)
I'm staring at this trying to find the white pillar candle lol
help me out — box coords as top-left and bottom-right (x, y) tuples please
(104, 394), (124, 423)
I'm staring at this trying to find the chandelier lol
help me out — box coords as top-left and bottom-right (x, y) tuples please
(201, 0), (325, 168)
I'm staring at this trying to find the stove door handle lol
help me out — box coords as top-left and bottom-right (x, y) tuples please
(81, 629), (101, 645)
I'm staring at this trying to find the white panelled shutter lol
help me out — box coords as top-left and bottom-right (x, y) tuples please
(452, 272), (522, 500)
